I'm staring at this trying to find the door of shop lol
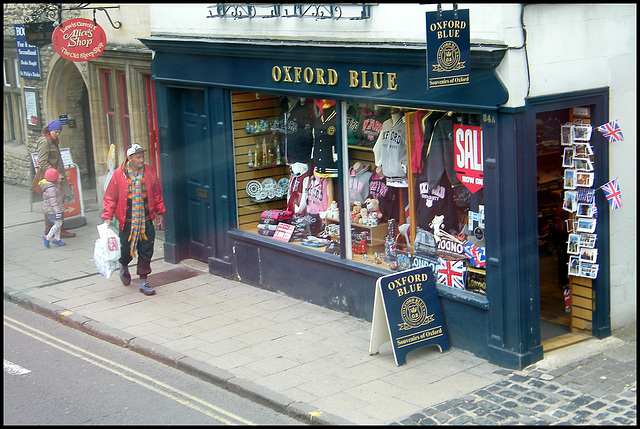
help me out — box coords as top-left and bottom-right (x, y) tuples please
(526, 89), (611, 352)
(182, 90), (214, 262)
(166, 87), (236, 273)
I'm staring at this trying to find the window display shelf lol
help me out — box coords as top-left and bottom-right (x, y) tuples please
(325, 218), (387, 254)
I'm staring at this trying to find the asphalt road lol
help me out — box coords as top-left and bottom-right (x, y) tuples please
(3, 301), (302, 425)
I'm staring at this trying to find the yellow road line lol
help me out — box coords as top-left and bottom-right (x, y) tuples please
(4, 315), (255, 425)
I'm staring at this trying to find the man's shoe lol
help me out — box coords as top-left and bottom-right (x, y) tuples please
(43, 235), (50, 248)
(60, 229), (76, 238)
(119, 264), (131, 286)
(139, 281), (156, 296)
(51, 239), (66, 246)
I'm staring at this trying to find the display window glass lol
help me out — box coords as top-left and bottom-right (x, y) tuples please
(232, 92), (487, 295)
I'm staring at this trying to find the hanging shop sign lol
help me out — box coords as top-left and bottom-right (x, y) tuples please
(369, 266), (450, 366)
(24, 21), (55, 48)
(425, 8), (471, 89)
(52, 18), (107, 62)
(14, 24), (41, 79)
(454, 124), (484, 193)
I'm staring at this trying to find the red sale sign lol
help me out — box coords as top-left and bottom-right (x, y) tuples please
(51, 18), (106, 62)
(454, 125), (484, 194)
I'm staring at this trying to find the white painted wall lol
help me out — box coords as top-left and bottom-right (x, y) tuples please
(149, 3), (520, 44)
(79, 4), (150, 48)
(147, 3), (636, 329)
(523, 4), (636, 329)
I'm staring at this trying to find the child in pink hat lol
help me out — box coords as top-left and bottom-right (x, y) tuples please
(40, 168), (67, 247)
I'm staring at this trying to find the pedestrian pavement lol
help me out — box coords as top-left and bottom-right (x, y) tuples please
(3, 182), (636, 425)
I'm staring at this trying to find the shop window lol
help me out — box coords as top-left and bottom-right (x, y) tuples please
(101, 69), (132, 149)
(118, 71), (131, 148)
(145, 75), (161, 179)
(232, 92), (487, 295)
(3, 56), (24, 145)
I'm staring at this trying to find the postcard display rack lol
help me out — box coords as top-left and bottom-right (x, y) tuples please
(561, 107), (598, 332)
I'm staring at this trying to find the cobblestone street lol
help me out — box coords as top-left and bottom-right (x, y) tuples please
(394, 326), (636, 425)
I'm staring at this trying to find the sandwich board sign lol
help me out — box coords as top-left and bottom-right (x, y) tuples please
(369, 266), (450, 366)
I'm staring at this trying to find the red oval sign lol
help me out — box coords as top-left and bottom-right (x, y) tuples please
(51, 18), (106, 62)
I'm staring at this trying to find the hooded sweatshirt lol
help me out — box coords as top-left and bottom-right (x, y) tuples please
(348, 163), (373, 204)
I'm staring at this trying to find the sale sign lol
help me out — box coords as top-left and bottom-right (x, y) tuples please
(454, 124), (484, 194)
(52, 18), (106, 62)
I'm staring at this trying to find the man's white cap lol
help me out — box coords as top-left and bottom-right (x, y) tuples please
(126, 143), (145, 157)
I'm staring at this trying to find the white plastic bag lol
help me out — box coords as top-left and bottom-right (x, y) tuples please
(94, 223), (121, 279)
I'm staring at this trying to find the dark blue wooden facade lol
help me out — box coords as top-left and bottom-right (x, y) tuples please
(141, 37), (610, 369)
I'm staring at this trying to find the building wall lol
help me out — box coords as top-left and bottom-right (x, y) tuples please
(3, 3), (81, 186)
(522, 4), (636, 329)
(149, 3), (520, 46)
(146, 3), (636, 330)
(3, 3), (153, 207)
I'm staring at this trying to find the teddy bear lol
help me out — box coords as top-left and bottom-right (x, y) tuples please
(364, 198), (383, 223)
(357, 207), (369, 225)
(326, 201), (339, 220)
(351, 201), (362, 222)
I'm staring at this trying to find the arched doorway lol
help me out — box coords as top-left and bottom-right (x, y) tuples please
(45, 56), (96, 191)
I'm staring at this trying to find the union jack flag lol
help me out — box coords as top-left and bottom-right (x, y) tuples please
(601, 178), (622, 210)
(462, 242), (486, 268)
(596, 120), (624, 143)
(437, 258), (466, 289)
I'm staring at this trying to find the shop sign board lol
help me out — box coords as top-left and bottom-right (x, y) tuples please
(52, 18), (107, 62)
(454, 124), (484, 194)
(24, 21), (55, 48)
(425, 9), (470, 89)
(14, 24), (41, 79)
(369, 266), (450, 366)
(24, 87), (40, 128)
(31, 149), (84, 219)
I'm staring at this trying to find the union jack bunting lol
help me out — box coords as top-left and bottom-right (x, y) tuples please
(596, 120), (624, 143)
(462, 242), (486, 268)
(437, 258), (466, 289)
(601, 178), (622, 210)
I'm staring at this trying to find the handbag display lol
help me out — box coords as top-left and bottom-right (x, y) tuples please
(30, 167), (44, 195)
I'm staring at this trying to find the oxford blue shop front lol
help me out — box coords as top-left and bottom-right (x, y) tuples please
(140, 37), (611, 369)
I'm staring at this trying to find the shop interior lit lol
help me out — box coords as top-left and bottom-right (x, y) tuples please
(536, 107), (595, 350)
(233, 92), (487, 295)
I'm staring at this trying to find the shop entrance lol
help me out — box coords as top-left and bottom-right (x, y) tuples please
(169, 88), (217, 262)
(163, 86), (236, 274)
(535, 106), (593, 350)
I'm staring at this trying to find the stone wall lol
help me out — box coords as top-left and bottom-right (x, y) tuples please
(3, 3), (81, 188)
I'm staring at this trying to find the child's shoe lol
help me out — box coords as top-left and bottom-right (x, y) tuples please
(51, 239), (66, 246)
(43, 235), (50, 248)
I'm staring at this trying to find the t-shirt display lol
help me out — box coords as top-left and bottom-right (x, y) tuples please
(312, 104), (338, 175)
(234, 93), (486, 294)
(373, 113), (408, 180)
(348, 163), (373, 204)
(284, 99), (314, 164)
(358, 105), (390, 147)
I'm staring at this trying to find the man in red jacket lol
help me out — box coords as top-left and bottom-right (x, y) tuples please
(102, 144), (166, 296)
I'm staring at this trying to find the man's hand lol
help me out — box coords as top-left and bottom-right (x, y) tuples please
(155, 214), (164, 230)
(103, 219), (111, 225)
